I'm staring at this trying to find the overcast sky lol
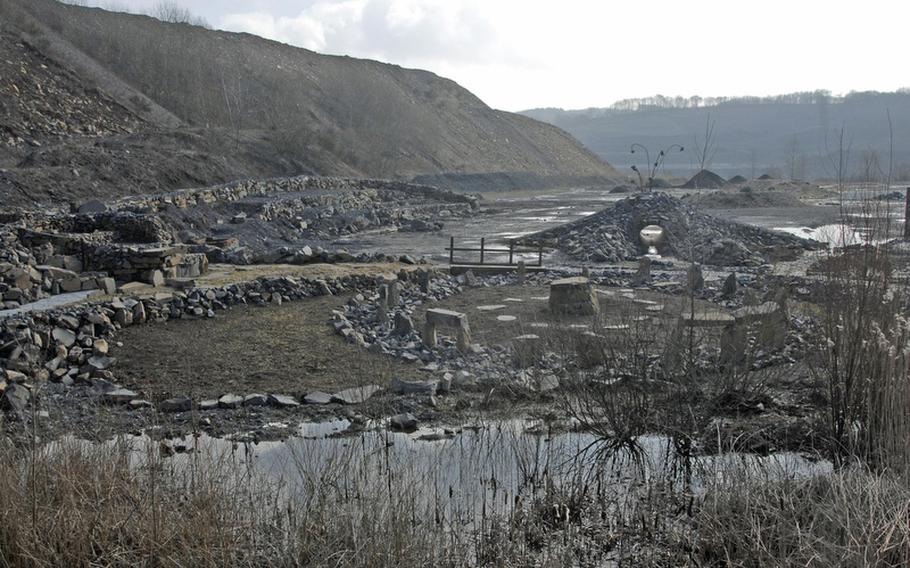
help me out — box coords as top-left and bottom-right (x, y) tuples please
(76, 0), (908, 112)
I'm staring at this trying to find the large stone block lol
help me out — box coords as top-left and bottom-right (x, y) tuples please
(424, 308), (471, 352)
(549, 277), (599, 316)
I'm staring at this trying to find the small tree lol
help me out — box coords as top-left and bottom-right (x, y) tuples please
(152, 1), (208, 27)
(691, 112), (717, 172)
(630, 143), (684, 192)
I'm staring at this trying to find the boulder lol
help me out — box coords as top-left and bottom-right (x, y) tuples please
(52, 327), (76, 347)
(159, 396), (192, 412)
(391, 377), (438, 395)
(103, 388), (138, 404)
(331, 384), (381, 405)
(268, 394), (300, 408)
(389, 413), (418, 432)
(218, 393), (244, 409)
(303, 391), (333, 405)
(1, 383), (30, 415)
(243, 393), (269, 406)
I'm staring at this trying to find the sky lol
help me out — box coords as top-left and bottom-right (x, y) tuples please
(74, 0), (908, 112)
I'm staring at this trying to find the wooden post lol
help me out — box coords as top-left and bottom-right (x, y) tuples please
(480, 238), (485, 265)
(904, 188), (910, 239)
(509, 241), (514, 265)
(449, 236), (454, 264)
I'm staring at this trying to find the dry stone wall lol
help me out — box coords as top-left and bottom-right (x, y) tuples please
(0, 272), (378, 417)
(114, 176), (478, 214)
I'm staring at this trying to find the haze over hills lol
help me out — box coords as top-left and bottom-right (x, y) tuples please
(0, 0), (618, 206)
(523, 91), (910, 182)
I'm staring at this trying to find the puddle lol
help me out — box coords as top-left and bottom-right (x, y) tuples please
(58, 418), (832, 538)
(774, 223), (890, 248)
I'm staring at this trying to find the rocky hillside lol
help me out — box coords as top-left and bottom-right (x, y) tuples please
(0, 0), (617, 207)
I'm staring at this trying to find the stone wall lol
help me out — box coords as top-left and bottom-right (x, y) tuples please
(114, 176), (478, 213)
(0, 272), (379, 416)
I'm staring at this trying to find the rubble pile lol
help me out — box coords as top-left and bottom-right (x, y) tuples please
(0, 30), (140, 147)
(522, 192), (820, 266)
(115, 176), (478, 215)
(681, 169), (727, 189)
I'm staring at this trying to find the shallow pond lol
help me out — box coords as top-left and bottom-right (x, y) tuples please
(143, 418), (831, 524)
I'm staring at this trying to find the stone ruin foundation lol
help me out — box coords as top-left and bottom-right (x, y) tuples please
(548, 276), (599, 316)
(423, 308), (472, 353)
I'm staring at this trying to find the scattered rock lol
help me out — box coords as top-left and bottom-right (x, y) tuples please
(391, 377), (439, 395)
(303, 391), (333, 405)
(159, 396), (192, 412)
(268, 394), (300, 408)
(1, 383), (31, 415)
(243, 393), (269, 406)
(331, 384), (381, 405)
(218, 393), (244, 409)
(103, 388), (138, 404)
(389, 413), (418, 431)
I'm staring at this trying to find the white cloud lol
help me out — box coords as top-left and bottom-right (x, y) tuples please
(73, 0), (910, 111)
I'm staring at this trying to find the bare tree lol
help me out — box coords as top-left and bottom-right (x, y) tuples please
(859, 148), (883, 183)
(784, 135), (807, 180)
(691, 112), (717, 172)
(152, 1), (208, 27)
(630, 143), (684, 192)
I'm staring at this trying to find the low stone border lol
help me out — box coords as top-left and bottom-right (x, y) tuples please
(0, 271), (381, 418)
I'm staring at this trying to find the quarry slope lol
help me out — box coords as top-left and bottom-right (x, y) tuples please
(0, 0), (618, 207)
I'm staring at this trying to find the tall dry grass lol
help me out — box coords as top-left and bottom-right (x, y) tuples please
(694, 466), (910, 567)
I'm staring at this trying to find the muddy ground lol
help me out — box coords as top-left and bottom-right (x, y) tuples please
(113, 295), (425, 399)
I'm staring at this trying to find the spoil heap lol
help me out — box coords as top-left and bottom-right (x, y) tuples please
(681, 169), (727, 189)
(523, 192), (820, 266)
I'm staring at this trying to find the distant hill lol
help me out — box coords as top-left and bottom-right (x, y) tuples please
(0, 0), (618, 206)
(522, 91), (910, 182)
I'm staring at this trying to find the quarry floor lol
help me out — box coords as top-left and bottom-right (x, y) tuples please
(332, 186), (854, 265)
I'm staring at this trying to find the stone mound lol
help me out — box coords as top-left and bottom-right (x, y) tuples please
(681, 169), (727, 189)
(758, 174), (774, 180)
(727, 175), (748, 184)
(522, 192), (821, 266)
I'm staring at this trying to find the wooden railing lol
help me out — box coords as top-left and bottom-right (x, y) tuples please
(445, 237), (544, 267)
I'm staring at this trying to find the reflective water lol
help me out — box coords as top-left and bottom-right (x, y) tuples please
(147, 419), (830, 522)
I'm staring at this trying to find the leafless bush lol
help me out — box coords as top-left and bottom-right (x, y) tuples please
(808, 139), (910, 469)
(152, 1), (209, 28)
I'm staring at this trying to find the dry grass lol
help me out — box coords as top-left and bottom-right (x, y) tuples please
(0, 436), (289, 567)
(694, 467), (910, 567)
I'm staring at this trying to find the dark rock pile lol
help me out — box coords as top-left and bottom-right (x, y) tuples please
(522, 192), (821, 266)
(681, 169), (727, 189)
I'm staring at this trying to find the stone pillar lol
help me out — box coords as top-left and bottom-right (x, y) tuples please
(549, 277), (600, 316)
(418, 270), (431, 293)
(721, 272), (738, 299)
(422, 321), (438, 348)
(516, 261), (526, 286)
(376, 284), (389, 324)
(633, 256), (651, 286)
(687, 263), (704, 291)
(388, 280), (401, 306)
(720, 323), (746, 366)
(455, 321), (472, 353)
